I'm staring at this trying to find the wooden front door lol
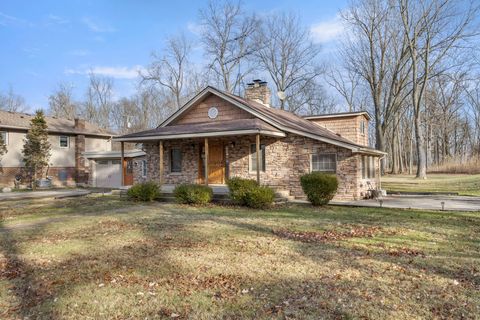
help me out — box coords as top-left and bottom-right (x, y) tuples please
(123, 158), (134, 185)
(208, 143), (225, 184)
(199, 143), (225, 184)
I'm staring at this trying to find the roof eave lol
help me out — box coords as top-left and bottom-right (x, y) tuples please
(113, 129), (286, 142)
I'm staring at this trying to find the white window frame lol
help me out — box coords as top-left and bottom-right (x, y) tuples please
(59, 135), (69, 148)
(360, 121), (366, 134)
(0, 131), (8, 145)
(249, 144), (266, 173)
(310, 153), (337, 173)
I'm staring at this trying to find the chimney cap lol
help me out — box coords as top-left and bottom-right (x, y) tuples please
(247, 79), (268, 87)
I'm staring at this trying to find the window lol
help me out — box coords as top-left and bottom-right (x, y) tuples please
(362, 156), (376, 179)
(250, 144), (266, 172)
(59, 136), (69, 148)
(312, 153), (337, 173)
(170, 148), (182, 172)
(369, 156), (375, 179)
(142, 160), (147, 177)
(360, 121), (366, 134)
(111, 160), (121, 165)
(362, 156), (367, 179)
(0, 131), (7, 145)
(97, 160), (108, 165)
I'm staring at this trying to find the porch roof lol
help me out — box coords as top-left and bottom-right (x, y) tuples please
(115, 118), (286, 142)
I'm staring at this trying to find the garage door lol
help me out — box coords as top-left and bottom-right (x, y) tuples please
(95, 160), (122, 188)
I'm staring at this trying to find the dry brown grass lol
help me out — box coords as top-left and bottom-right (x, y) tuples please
(1, 196), (479, 319)
(428, 158), (480, 174)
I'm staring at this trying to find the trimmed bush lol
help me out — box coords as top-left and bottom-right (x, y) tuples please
(300, 172), (338, 206)
(127, 182), (161, 201)
(174, 184), (213, 205)
(244, 186), (275, 209)
(226, 177), (258, 205)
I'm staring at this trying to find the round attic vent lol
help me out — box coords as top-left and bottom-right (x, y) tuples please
(208, 106), (218, 119)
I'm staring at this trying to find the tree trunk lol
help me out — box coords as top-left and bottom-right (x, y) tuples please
(415, 113), (427, 179)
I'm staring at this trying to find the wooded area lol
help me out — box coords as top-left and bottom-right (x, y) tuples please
(1, 0), (479, 178)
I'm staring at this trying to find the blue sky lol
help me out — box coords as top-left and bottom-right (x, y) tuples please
(0, 0), (348, 112)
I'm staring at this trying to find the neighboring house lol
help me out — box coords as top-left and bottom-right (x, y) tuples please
(0, 110), (114, 187)
(115, 80), (386, 200)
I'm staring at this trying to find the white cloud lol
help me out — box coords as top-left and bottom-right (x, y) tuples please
(0, 11), (32, 27)
(65, 65), (145, 79)
(310, 16), (344, 44)
(46, 14), (69, 25)
(187, 21), (203, 36)
(82, 17), (116, 33)
(68, 49), (90, 56)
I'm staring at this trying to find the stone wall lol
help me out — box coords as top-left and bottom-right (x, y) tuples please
(138, 133), (379, 200)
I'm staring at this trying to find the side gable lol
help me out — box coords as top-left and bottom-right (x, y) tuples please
(171, 92), (254, 125)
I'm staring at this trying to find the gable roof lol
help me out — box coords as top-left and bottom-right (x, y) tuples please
(116, 86), (385, 155)
(0, 110), (115, 137)
(117, 118), (285, 140)
(303, 111), (371, 121)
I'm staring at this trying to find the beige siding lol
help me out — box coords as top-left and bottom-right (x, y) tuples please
(0, 131), (26, 166)
(85, 137), (111, 152)
(172, 93), (254, 125)
(49, 134), (76, 167)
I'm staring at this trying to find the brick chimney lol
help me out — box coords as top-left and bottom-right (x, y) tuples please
(245, 80), (271, 107)
(74, 118), (86, 130)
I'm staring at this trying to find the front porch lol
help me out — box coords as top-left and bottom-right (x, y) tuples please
(119, 131), (283, 188)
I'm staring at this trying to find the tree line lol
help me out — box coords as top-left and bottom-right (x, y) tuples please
(1, 0), (479, 179)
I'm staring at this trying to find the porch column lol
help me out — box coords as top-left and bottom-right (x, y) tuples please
(120, 141), (125, 186)
(256, 133), (260, 184)
(204, 138), (209, 186)
(159, 140), (164, 184)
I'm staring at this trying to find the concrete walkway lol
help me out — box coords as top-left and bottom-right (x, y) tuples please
(0, 189), (91, 201)
(331, 194), (480, 212)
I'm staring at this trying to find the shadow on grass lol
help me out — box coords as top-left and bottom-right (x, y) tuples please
(0, 198), (479, 318)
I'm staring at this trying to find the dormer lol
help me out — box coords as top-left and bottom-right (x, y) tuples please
(303, 111), (370, 146)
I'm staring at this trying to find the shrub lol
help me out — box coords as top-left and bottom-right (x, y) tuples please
(127, 182), (161, 201)
(174, 184), (213, 205)
(244, 185), (275, 209)
(300, 172), (338, 206)
(226, 177), (258, 205)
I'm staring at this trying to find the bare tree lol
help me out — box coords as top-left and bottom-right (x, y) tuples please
(142, 33), (191, 109)
(254, 12), (322, 111)
(199, 0), (258, 93)
(326, 67), (368, 112)
(48, 83), (78, 119)
(0, 86), (27, 112)
(81, 73), (114, 128)
(399, 0), (478, 178)
(339, 0), (412, 172)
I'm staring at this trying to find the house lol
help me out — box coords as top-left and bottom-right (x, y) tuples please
(114, 80), (386, 200)
(0, 110), (114, 187)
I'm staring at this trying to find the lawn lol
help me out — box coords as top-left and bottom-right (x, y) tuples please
(1, 196), (479, 319)
(382, 173), (480, 196)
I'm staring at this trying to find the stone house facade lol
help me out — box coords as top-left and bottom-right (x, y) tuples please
(116, 81), (384, 200)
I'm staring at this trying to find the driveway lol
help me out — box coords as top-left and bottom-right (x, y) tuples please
(0, 189), (90, 201)
(331, 194), (480, 212)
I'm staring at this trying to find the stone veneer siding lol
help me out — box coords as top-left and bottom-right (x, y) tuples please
(138, 133), (378, 200)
